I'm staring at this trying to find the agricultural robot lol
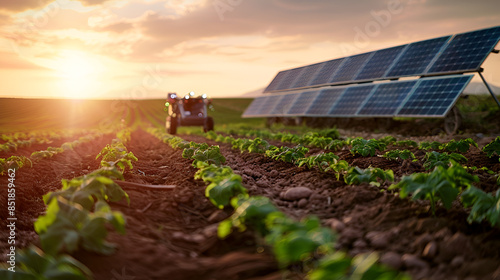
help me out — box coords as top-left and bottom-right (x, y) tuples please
(165, 92), (214, 134)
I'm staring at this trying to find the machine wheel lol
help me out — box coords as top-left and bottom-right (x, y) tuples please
(204, 117), (214, 132)
(167, 116), (177, 134)
(444, 106), (462, 135)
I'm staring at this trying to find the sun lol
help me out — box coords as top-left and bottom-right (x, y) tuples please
(54, 50), (103, 99)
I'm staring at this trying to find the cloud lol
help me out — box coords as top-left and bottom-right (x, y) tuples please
(0, 0), (113, 12)
(0, 51), (50, 69)
(99, 21), (134, 33)
(79, 0), (113, 6)
(0, 0), (53, 12)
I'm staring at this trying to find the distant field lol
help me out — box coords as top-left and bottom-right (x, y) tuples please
(0, 98), (264, 133)
(0, 95), (498, 134)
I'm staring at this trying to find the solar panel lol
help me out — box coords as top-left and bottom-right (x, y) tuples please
(305, 88), (345, 115)
(358, 80), (417, 116)
(329, 53), (373, 83)
(255, 94), (285, 116)
(287, 90), (321, 115)
(397, 75), (473, 117)
(270, 93), (300, 115)
(309, 59), (345, 86)
(427, 26), (500, 74)
(356, 45), (406, 80)
(386, 36), (451, 77)
(275, 68), (304, 91)
(291, 63), (324, 89)
(264, 71), (289, 93)
(242, 96), (269, 117)
(329, 85), (376, 115)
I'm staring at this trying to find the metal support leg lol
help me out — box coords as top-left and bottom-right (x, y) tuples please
(478, 71), (500, 109)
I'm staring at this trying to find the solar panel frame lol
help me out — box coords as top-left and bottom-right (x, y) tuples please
(426, 26), (500, 74)
(329, 53), (374, 84)
(385, 36), (452, 78)
(328, 84), (377, 116)
(305, 88), (346, 116)
(357, 80), (417, 117)
(355, 45), (407, 81)
(286, 90), (321, 116)
(396, 74), (473, 117)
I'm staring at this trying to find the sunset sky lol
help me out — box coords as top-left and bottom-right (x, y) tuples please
(0, 0), (499, 99)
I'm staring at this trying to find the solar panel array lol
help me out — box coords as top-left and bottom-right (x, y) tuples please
(243, 75), (473, 118)
(263, 25), (500, 93)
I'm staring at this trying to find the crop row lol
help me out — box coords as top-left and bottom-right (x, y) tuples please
(147, 127), (408, 279)
(0, 129), (137, 279)
(0, 129), (100, 153)
(209, 128), (500, 157)
(0, 132), (108, 176)
(203, 132), (500, 228)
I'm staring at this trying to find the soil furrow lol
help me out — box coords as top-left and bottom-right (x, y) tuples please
(76, 129), (280, 280)
(180, 133), (500, 280)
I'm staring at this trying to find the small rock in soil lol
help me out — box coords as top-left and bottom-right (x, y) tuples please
(416, 217), (448, 233)
(451, 256), (464, 268)
(437, 232), (472, 262)
(171, 231), (185, 240)
(402, 254), (429, 270)
(422, 241), (438, 259)
(189, 234), (205, 244)
(340, 227), (363, 244)
(297, 198), (308, 208)
(269, 170), (279, 177)
(208, 210), (229, 223)
(366, 231), (391, 249)
(202, 224), (218, 238)
(434, 227), (452, 240)
(412, 233), (433, 253)
(380, 252), (403, 270)
(353, 239), (367, 249)
(283, 187), (313, 201)
(329, 218), (345, 233)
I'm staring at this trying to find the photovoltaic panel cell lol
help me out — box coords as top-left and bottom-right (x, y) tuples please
(305, 88), (345, 115)
(242, 96), (269, 117)
(427, 26), (500, 74)
(329, 53), (373, 83)
(397, 75), (473, 117)
(275, 68), (304, 91)
(264, 71), (289, 93)
(329, 85), (376, 115)
(287, 90), (321, 115)
(270, 93), (299, 115)
(309, 59), (345, 86)
(356, 45), (406, 80)
(358, 80), (417, 116)
(291, 63), (323, 89)
(386, 36), (451, 77)
(255, 95), (285, 116)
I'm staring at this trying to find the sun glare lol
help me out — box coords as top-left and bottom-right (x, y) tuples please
(54, 51), (103, 99)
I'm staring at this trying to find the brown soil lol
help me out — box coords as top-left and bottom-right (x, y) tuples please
(0, 133), (115, 254)
(2, 129), (500, 280)
(0, 134), (88, 159)
(181, 133), (500, 280)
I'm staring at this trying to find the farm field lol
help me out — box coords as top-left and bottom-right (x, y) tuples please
(1, 97), (500, 280)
